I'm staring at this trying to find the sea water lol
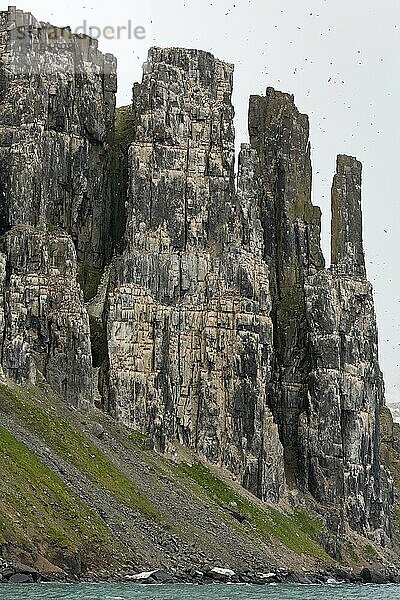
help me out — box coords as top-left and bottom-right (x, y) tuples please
(0, 583), (399, 600)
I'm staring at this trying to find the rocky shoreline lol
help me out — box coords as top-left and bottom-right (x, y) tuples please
(1, 560), (399, 586)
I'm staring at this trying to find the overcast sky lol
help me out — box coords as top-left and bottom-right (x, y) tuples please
(16, 0), (400, 404)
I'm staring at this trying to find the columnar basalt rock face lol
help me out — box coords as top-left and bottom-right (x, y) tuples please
(105, 48), (286, 503)
(247, 87), (325, 483)
(0, 226), (93, 409)
(0, 7), (117, 296)
(236, 144), (265, 257)
(248, 87), (325, 278)
(246, 89), (392, 541)
(303, 272), (389, 541)
(128, 47), (237, 253)
(0, 6), (118, 407)
(298, 156), (391, 542)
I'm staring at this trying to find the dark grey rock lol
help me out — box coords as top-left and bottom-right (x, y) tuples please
(60, 552), (82, 576)
(331, 155), (366, 277)
(151, 570), (175, 584)
(0, 568), (14, 580)
(359, 568), (388, 584)
(13, 563), (40, 582)
(8, 573), (33, 584)
(91, 423), (105, 439)
(284, 572), (314, 584)
(13, 563), (37, 574)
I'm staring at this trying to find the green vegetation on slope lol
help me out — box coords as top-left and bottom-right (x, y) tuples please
(115, 105), (135, 150)
(0, 383), (158, 519)
(0, 425), (111, 557)
(176, 460), (329, 560)
(379, 408), (400, 551)
(0, 380), (334, 570)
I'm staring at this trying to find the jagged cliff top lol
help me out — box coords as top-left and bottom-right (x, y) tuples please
(1, 6), (117, 70)
(146, 46), (234, 70)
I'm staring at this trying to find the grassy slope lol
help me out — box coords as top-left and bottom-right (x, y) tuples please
(0, 425), (111, 558)
(380, 412), (400, 552)
(176, 461), (329, 560)
(0, 383), (157, 519)
(0, 381), (335, 573)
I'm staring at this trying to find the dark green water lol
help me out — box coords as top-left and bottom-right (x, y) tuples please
(1, 584), (399, 600)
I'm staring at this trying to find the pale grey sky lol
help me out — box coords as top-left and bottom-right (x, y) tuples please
(15, 0), (400, 404)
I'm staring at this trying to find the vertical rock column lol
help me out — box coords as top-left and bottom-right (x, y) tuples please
(303, 155), (391, 542)
(248, 87), (325, 484)
(0, 7), (117, 297)
(0, 7), (118, 407)
(247, 89), (392, 540)
(331, 154), (366, 277)
(105, 48), (286, 503)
